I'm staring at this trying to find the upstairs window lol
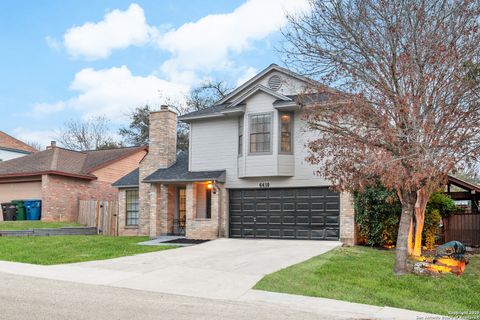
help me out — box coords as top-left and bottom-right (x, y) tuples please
(280, 113), (293, 153)
(238, 117), (243, 155)
(249, 113), (272, 153)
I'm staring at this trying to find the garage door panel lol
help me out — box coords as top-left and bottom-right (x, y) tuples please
(229, 187), (339, 240)
(269, 203), (281, 211)
(311, 229), (325, 239)
(311, 216), (325, 225)
(296, 215), (310, 225)
(296, 229), (310, 239)
(282, 215), (295, 224)
(326, 215), (340, 225)
(269, 215), (281, 224)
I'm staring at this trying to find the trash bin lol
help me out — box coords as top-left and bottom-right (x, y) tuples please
(25, 200), (41, 220)
(1, 203), (17, 221)
(11, 200), (26, 221)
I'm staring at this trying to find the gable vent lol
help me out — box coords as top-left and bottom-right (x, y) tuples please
(267, 75), (282, 91)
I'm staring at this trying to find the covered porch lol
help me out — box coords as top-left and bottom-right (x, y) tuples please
(142, 152), (227, 240)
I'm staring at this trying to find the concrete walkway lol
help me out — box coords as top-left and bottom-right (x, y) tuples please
(0, 239), (437, 319)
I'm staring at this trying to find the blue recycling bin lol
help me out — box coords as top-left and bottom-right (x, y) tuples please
(25, 200), (41, 220)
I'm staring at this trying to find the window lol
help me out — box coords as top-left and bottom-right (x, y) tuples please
(206, 187), (212, 219)
(238, 117), (243, 155)
(126, 189), (139, 226)
(280, 113), (293, 153)
(249, 113), (272, 153)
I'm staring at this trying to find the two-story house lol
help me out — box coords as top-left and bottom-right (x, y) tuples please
(113, 64), (355, 245)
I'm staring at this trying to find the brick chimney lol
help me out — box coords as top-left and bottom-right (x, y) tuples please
(138, 105), (177, 235)
(146, 105), (177, 168)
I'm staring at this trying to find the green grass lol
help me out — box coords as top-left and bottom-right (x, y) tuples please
(255, 246), (480, 315)
(0, 221), (81, 230)
(0, 236), (174, 265)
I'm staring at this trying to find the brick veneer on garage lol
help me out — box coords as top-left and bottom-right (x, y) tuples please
(339, 192), (355, 246)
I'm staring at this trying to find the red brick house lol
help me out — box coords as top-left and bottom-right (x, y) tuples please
(0, 143), (146, 221)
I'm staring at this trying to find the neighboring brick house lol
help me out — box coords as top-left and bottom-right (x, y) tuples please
(0, 131), (37, 161)
(113, 64), (356, 245)
(0, 143), (146, 221)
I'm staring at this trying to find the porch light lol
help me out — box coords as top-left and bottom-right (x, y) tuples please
(207, 182), (213, 190)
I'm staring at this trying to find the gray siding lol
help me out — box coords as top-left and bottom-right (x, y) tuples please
(189, 90), (331, 189)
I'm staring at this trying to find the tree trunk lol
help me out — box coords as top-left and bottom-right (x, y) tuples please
(413, 189), (429, 257)
(394, 190), (417, 275)
(407, 217), (414, 255)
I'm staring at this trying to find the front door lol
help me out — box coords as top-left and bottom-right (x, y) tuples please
(175, 187), (187, 235)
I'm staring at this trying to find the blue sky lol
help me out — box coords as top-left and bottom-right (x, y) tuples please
(0, 0), (309, 147)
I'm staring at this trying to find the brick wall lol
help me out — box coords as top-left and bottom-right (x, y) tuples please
(139, 107), (177, 236)
(185, 182), (221, 240)
(41, 175), (90, 221)
(340, 192), (355, 246)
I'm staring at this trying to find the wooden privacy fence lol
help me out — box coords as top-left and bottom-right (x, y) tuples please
(78, 200), (118, 236)
(444, 214), (480, 246)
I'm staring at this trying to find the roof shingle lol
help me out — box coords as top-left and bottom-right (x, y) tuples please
(0, 146), (145, 179)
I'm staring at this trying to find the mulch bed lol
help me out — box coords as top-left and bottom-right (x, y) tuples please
(163, 238), (209, 245)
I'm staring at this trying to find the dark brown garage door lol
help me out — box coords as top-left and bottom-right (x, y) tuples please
(229, 187), (340, 240)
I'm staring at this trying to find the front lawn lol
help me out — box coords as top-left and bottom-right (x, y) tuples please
(0, 236), (174, 265)
(0, 221), (81, 230)
(255, 246), (480, 315)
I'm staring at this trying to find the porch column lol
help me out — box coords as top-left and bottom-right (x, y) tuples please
(158, 184), (172, 235)
(148, 184), (159, 238)
(185, 183), (196, 223)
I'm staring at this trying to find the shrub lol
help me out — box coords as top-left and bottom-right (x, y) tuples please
(353, 185), (401, 247)
(423, 209), (442, 249)
(354, 188), (456, 248)
(426, 192), (457, 217)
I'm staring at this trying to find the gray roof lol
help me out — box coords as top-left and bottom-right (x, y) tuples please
(112, 168), (139, 188)
(113, 151), (225, 187)
(144, 152), (225, 183)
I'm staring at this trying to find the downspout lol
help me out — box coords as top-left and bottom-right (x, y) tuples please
(214, 181), (222, 238)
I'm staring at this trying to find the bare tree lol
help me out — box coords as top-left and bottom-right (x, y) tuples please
(283, 0), (480, 274)
(119, 80), (232, 151)
(25, 141), (42, 151)
(57, 116), (120, 151)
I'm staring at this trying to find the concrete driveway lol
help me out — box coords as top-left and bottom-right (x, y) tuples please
(74, 238), (342, 299)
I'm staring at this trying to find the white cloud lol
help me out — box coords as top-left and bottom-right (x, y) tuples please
(236, 67), (258, 86)
(63, 3), (157, 60)
(30, 102), (66, 116)
(34, 66), (189, 122)
(45, 36), (62, 51)
(12, 127), (59, 149)
(157, 0), (309, 79)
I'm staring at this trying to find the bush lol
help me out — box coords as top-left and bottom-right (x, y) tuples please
(423, 209), (442, 249)
(353, 185), (401, 247)
(426, 192), (457, 217)
(354, 188), (456, 248)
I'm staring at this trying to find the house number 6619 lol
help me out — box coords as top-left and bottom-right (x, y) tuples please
(259, 182), (270, 188)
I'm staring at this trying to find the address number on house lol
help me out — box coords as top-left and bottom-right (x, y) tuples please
(259, 182), (270, 188)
